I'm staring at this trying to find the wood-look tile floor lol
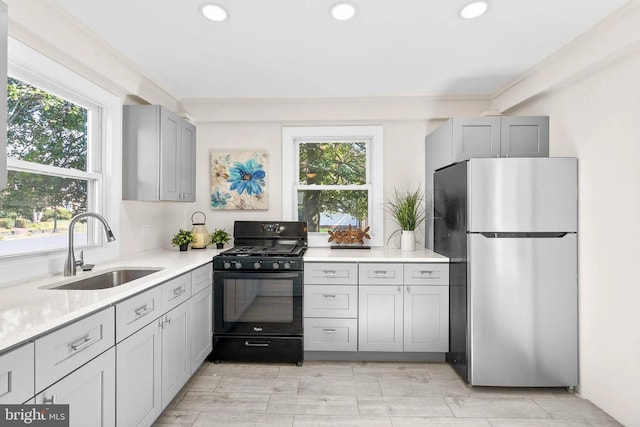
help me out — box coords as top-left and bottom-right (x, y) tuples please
(153, 361), (621, 427)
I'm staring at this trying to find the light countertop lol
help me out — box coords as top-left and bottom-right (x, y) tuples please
(304, 247), (448, 263)
(0, 248), (219, 353)
(0, 246), (447, 354)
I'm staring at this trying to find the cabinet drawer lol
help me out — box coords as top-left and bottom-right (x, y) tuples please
(304, 318), (358, 352)
(304, 263), (357, 285)
(304, 285), (357, 318)
(0, 343), (34, 404)
(35, 307), (115, 393)
(359, 263), (403, 285)
(115, 286), (163, 342)
(191, 263), (212, 295)
(162, 274), (191, 312)
(404, 263), (449, 286)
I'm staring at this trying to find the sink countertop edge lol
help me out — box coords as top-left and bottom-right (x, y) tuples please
(0, 248), (220, 353)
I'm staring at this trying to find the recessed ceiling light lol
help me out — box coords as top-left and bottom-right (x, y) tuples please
(460, 1), (488, 19)
(201, 3), (228, 22)
(330, 2), (356, 21)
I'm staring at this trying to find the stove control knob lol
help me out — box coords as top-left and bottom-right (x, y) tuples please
(223, 262), (231, 269)
(254, 262), (261, 270)
(272, 262), (280, 269)
(283, 262), (291, 270)
(234, 262), (242, 269)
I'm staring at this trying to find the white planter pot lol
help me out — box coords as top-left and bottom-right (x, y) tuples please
(400, 230), (416, 252)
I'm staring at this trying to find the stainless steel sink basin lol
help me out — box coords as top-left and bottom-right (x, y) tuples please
(50, 268), (162, 290)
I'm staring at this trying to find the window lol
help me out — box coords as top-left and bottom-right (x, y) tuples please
(0, 39), (119, 266)
(282, 126), (383, 246)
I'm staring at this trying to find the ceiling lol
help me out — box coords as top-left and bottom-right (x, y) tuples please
(52, 0), (628, 100)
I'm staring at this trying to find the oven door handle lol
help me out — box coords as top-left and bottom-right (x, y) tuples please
(244, 341), (270, 348)
(214, 272), (301, 280)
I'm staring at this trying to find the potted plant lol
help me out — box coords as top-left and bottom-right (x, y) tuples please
(385, 185), (425, 251)
(210, 228), (231, 249)
(171, 229), (193, 251)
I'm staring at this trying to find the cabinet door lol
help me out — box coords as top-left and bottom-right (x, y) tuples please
(159, 107), (181, 201)
(180, 120), (197, 202)
(116, 320), (162, 427)
(358, 285), (403, 352)
(500, 116), (549, 157)
(452, 117), (501, 162)
(189, 286), (213, 374)
(403, 285), (449, 352)
(0, 342), (34, 404)
(161, 302), (190, 409)
(35, 348), (115, 427)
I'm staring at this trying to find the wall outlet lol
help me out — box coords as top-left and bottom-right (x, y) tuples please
(141, 224), (151, 238)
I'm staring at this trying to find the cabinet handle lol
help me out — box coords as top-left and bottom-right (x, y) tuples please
(373, 270), (388, 276)
(418, 270), (434, 276)
(322, 328), (337, 333)
(70, 335), (99, 352)
(158, 318), (164, 329)
(322, 294), (337, 300)
(134, 304), (152, 318)
(172, 287), (186, 297)
(244, 341), (269, 347)
(322, 270), (337, 276)
(43, 394), (56, 405)
(397, 286), (402, 292)
(406, 286), (411, 293)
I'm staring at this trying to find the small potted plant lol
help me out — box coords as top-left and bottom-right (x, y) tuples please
(385, 185), (425, 251)
(210, 228), (231, 249)
(171, 229), (193, 251)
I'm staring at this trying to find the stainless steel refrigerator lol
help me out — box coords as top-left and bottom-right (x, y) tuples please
(434, 157), (578, 387)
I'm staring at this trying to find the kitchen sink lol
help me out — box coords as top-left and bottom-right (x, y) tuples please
(49, 268), (162, 290)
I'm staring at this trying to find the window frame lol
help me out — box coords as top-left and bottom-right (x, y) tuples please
(0, 38), (121, 284)
(282, 126), (383, 247)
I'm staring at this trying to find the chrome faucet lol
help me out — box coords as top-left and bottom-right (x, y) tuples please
(64, 212), (116, 276)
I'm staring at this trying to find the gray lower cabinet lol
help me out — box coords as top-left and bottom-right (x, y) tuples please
(123, 105), (197, 202)
(189, 285), (213, 374)
(160, 302), (190, 409)
(116, 319), (162, 427)
(0, 342), (34, 404)
(358, 263), (449, 353)
(425, 115), (548, 248)
(304, 263), (358, 352)
(35, 348), (116, 427)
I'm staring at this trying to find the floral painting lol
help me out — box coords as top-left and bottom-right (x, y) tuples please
(210, 151), (269, 210)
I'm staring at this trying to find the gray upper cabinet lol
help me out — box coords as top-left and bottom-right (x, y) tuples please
(0, 2), (7, 191)
(123, 105), (196, 202)
(424, 115), (549, 248)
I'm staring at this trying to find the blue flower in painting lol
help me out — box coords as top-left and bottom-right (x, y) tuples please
(211, 189), (232, 208)
(227, 159), (266, 195)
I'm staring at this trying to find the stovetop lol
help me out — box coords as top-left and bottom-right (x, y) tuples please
(218, 244), (306, 257)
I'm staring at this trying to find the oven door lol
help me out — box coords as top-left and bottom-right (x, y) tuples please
(214, 270), (303, 336)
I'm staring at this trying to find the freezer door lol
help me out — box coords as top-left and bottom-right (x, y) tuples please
(468, 158), (577, 233)
(468, 233), (578, 387)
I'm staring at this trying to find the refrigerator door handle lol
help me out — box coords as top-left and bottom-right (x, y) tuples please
(478, 232), (568, 239)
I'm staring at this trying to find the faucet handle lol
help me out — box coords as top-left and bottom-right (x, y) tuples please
(75, 250), (84, 267)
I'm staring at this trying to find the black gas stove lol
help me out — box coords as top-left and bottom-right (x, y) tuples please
(211, 221), (307, 365)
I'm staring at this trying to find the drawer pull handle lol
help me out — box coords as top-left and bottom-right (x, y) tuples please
(373, 270), (391, 276)
(70, 335), (99, 352)
(322, 328), (337, 333)
(172, 287), (186, 297)
(323, 270), (337, 276)
(322, 294), (337, 300)
(43, 394), (56, 405)
(417, 270), (435, 277)
(134, 304), (152, 317)
(245, 341), (269, 347)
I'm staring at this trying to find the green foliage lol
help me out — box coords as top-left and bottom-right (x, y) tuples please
(42, 207), (73, 221)
(171, 229), (194, 246)
(298, 142), (368, 231)
(386, 185), (425, 235)
(14, 218), (32, 228)
(210, 228), (231, 244)
(0, 77), (88, 219)
(0, 218), (14, 229)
